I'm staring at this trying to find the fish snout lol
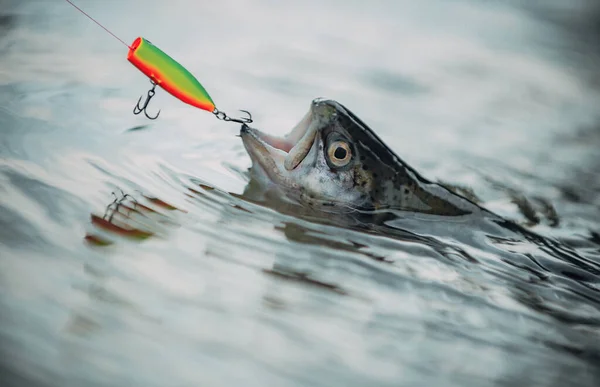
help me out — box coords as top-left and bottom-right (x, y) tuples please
(310, 99), (340, 125)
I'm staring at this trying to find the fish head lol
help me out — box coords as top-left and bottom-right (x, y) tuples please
(240, 98), (407, 211)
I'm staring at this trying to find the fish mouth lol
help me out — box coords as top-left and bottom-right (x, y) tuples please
(240, 99), (337, 181)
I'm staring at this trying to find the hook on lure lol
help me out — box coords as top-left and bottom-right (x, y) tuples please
(133, 80), (161, 120)
(213, 109), (253, 124)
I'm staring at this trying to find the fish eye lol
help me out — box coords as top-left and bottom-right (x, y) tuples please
(327, 140), (352, 167)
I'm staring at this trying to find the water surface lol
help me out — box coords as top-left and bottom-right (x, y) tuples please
(1, 0), (600, 386)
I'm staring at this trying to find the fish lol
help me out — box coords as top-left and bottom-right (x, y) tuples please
(240, 98), (487, 217)
(239, 98), (600, 289)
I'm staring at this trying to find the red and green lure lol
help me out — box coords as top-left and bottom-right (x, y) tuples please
(65, 0), (251, 123)
(128, 37), (215, 114)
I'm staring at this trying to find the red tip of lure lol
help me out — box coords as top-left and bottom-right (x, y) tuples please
(128, 37), (142, 56)
(127, 37), (159, 84)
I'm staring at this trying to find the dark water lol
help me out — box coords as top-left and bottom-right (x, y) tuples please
(1, 0), (600, 386)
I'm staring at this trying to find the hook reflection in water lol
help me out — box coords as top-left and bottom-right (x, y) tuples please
(85, 189), (181, 246)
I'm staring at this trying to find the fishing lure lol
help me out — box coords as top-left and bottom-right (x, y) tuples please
(65, 0), (252, 123)
(127, 37), (251, 123)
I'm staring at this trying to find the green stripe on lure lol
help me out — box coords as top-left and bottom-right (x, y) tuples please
(127, 37), (251, 123)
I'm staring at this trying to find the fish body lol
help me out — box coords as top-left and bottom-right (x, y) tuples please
(240, 99), (486, 218)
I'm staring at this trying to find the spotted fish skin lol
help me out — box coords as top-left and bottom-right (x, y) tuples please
(240, 99), (485, 217)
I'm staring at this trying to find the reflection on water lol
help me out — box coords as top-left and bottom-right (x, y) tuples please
(1, 0), (600, 386)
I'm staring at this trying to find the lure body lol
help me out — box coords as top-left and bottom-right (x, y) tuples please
(127, 37), (215, 112)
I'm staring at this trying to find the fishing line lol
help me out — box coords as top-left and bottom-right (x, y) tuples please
(64, 0), (131, 49)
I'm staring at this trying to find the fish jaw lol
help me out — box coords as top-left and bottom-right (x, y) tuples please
(239, 101), (324, 189)
(240, 123), (293, 186)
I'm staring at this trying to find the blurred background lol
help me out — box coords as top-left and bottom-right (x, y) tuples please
(1, 0), (599, 386)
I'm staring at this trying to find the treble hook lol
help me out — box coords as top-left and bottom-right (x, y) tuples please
(213, 109), (253, 124)
(133, 80), (161, 120)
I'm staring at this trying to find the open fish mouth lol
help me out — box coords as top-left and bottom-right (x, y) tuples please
(240, 101), (324, 181)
